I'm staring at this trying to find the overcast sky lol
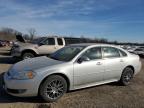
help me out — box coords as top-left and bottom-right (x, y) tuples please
(0, 0), (144, 42)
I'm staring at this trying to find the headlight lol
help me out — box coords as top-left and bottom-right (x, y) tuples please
(10, 71), (36, 80)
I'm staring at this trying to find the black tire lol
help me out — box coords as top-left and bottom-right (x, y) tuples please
(39, 75), (67, 102)
(120, 67), (134, 86)
(22, 52), (35, 60)
(139, 54), (144, 58)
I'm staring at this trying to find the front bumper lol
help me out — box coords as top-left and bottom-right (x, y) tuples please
(3, 72), (40, 97)
(11, 48), (21, 57)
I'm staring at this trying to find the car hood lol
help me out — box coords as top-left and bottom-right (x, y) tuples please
(13, 42), (38, 49)
(15, 35), (37, 47)
(10, 56), (64, 73)
(16, 35), (26, 43)
(14, 42), (33, 46)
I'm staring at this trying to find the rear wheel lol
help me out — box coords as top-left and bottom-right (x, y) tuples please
(120, 67), (134, 86)
(22, 52), (35, 60)
(39, 75), (67, 102)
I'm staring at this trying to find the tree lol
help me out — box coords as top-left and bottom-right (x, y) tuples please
(99, 38), (108, 43)
(0, 27), (21, 40)
(23, 34), (30, 40)
(0, 27), (21, 35)
(27, 28), (36, 41)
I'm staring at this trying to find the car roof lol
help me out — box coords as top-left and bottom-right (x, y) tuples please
(69, 43), (117, 47)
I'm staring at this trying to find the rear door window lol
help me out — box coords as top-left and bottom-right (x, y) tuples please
(119, 49), (127, 57)
(102, 47), (120, 58)
(44, 38), (55, 45)
(82, 47), (102, 60)
(57, 38), (63, 45)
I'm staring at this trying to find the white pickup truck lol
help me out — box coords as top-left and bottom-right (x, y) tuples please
(11, 36), (66, 59)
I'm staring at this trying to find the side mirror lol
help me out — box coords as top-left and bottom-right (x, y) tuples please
(77, 56), (90, 63)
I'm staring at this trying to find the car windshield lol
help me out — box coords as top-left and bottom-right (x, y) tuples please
(31, 37), (47, 44)
(50, 46), (86, 62)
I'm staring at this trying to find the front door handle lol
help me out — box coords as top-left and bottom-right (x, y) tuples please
(120, 59), (124, 62)
(96, 62), (102, 65)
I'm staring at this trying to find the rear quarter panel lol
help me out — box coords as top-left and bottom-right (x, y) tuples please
(126, 54), (142, 75)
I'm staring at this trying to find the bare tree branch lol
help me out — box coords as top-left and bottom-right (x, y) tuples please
(27, 28), (36, 41)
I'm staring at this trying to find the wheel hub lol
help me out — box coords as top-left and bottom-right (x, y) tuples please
(124, 73), (131, 82)
(51, 87), (58, 94)
(45, 80), (64, 99)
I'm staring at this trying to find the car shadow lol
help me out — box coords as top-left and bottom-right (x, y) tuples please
(68, 81), (120, 94)
(0, 57), (18, 64)
(0, 52), (10, 56)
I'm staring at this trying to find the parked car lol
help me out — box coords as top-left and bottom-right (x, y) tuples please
(11, 36), (65, 59)
(11, 35), (94, 60)
(4, 44), (141, 102)
(139, 46), (144, 49)
(0, 41), (3, 47)
(128, 47), (144, 57)
(0, 40), (7, 47)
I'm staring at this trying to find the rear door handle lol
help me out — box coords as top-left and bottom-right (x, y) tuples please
(96, 62), (102, 65)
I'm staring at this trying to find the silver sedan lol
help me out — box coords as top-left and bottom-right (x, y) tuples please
(4, 44), (142, 102)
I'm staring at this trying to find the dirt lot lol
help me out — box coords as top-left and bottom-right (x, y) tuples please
(0, 47), (144, 108)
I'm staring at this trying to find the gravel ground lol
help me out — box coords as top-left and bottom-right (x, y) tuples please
(0, 47), (144, 108)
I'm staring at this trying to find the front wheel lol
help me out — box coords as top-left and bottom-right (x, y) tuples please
(22, 52), (35, 60)
(120, 67), (134, 86)
(39, 75), (67, 102)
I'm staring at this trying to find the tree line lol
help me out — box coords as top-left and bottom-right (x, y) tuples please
(0, 27), (36, 41)
(0, 27), (143, 46)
